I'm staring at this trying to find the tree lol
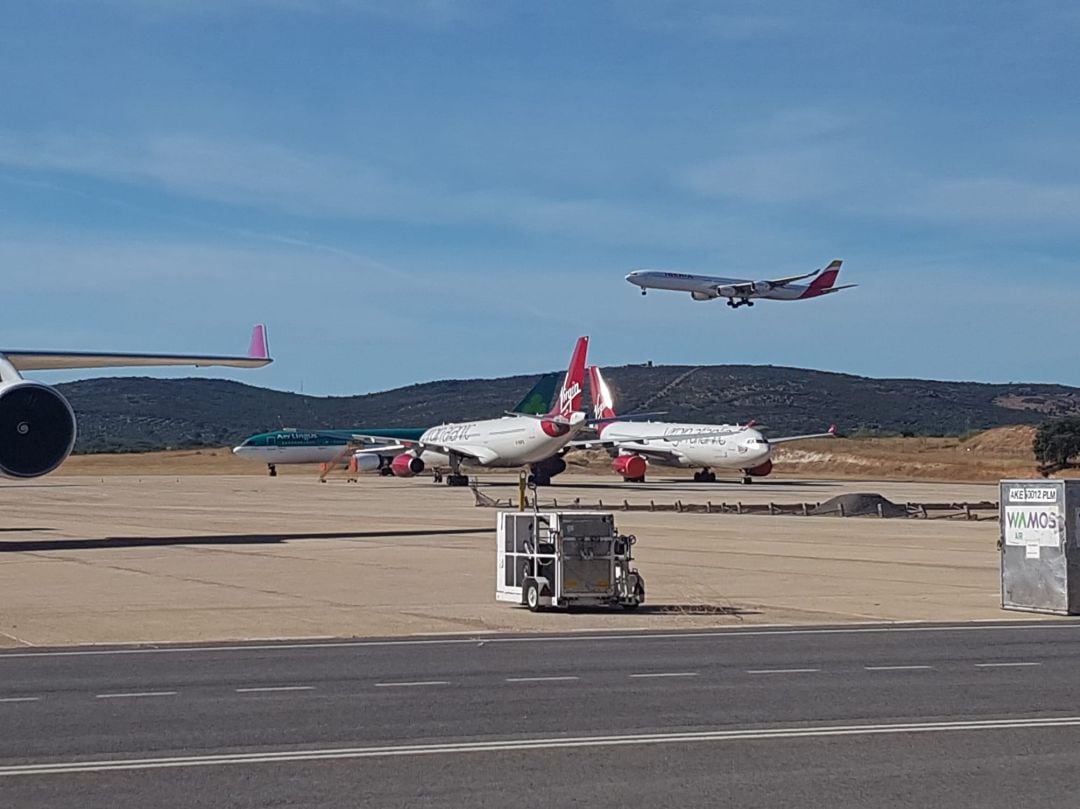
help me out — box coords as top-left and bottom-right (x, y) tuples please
(1034, 418), (1080, 476)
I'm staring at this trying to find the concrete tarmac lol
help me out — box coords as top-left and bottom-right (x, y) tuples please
(0, 473), (1035, 646)
(1, 623), (1079, 807)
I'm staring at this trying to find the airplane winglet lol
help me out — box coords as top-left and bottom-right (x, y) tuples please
(248, 324), (270, 360)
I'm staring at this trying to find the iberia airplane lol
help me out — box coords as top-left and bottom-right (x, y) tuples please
(0, 325), (271, 479)
(353, 337), (590, 487)
(626, 259), (855, 309)
(578, 366), (836, 484)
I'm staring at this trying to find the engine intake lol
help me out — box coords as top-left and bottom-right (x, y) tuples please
(612, 454), (647, 480)
(391, 453), (425, 478)
(746, 459), (774, 477)
(530, 456), (567, 479)
(0, 382), (77, 478)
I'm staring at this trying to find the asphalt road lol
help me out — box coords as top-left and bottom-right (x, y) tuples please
(2, 622), (1080, 807)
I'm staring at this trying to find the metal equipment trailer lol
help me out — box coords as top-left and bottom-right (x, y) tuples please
(496, 511), (645, 612)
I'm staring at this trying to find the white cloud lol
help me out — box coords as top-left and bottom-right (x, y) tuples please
(0, 130), (785, 251)
(902, 177), (1080, 227)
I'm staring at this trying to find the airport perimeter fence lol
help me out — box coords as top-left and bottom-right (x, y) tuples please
(470, 486), (998, 520)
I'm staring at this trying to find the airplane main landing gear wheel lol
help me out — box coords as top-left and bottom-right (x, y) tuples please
(267, 464), (277, 478)
(693, 470), (716, 483)
(742, 475), (753, 485)
(446, 474), (470, 487)
(527, 473), (552, 487)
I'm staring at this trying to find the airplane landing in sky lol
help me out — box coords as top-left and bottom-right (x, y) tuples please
(626, 259), (855, 309)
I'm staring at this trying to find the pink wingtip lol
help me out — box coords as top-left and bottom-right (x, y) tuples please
(248, 324), (270, 359)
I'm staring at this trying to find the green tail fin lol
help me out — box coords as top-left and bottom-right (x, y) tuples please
(512, 372), (560, 415)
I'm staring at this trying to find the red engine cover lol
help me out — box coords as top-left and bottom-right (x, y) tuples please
(612, 454), (647, 480)
(390, 453), (425, 478)
(746, 459), (774, 477)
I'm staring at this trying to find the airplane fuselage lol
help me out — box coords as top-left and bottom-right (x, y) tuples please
(233, 428), (425, 465)
(602, 420), (772, 470)
(625, 271), (814, 301)
(415, 413), (586, 469)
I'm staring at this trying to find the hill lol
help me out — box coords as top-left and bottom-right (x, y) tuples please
(54, 364), (1080, 454)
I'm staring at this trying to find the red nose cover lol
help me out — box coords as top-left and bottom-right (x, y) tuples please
(612, 455), (647, 479)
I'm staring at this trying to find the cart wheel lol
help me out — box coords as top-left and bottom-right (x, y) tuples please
(525, 580), (542, 613)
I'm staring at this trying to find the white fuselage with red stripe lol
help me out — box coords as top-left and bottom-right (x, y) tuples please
(600, 420), (772, 471)
(626, 271), (826, 301)
(414, 412), (586, 469)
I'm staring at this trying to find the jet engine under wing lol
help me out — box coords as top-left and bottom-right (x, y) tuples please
(1, 325), (272, 371)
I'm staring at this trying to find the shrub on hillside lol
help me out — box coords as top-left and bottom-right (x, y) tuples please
(1034, 418), (1080, 475)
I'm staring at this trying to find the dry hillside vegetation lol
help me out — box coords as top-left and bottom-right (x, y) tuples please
(771, 426), (1042, 482)
(54, 425), (1064, 483)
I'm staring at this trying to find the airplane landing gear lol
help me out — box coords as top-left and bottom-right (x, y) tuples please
(727, 298), (754, 309)
(641, 289), (647, 296)
(527, 473), (552, 487)
(742, 474), (753, 485)
(445, 455), (469, 486)
(693, 469), (716, 483)
(267, 463), (277, 477)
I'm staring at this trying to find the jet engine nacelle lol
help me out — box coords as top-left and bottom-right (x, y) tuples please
(752, 281), (771, 294)
(690, 291), (715, 301)
(391, 453), (425, 477)
(351, 452), (381, 472)
(0, 381), (77, 479)
(746, 459), (773, 477)
(531, 456), (567, 479)
(612, 454), (647, 480)
(717, 285), (737, 298)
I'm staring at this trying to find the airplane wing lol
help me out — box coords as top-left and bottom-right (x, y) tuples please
(761, 269), (821, 288)
(351, 436), (499, 465)
(767, 425), (838, 445)
(815, 284), (857, 296)
(614, 442), (687, 463)
(1, 325), (272, 371)
(568, 438), (686, 464)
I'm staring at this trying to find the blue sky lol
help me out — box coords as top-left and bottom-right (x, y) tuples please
(2, 0), (1078, 395)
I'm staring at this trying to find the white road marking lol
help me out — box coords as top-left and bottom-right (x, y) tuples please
(95, 692), (177, 699)
(505, 676), (580, 683)
(975, 662), (1043, 668)
(629, 672), (699, 679)
(0, 623), (1076, 659)
(865, 665), (933, 671)
(747, 668), (821, 675)
(374, 681), (450, 688)
(234, 686), (314, 693)
(5, 716), (1080, 776)
(0, 697), (39, 703)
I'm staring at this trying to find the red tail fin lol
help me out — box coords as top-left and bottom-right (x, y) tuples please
(800, 260), (842, 298)
(589, 366), (617, 434)
(550, 336), (588, 420)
